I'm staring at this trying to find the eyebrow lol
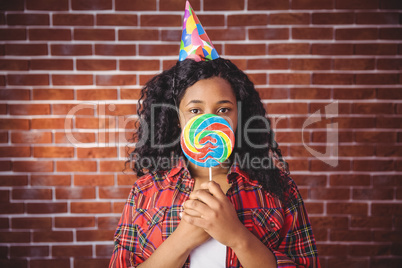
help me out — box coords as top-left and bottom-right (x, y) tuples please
(185, 100), (234, 107)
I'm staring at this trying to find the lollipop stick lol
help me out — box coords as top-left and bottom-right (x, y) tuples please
(209, 167), (212, 181)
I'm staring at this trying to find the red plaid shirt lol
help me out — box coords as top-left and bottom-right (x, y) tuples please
(109, 159), (320, 268)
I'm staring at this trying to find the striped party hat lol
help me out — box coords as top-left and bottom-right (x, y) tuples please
(179, 1), (220, 62)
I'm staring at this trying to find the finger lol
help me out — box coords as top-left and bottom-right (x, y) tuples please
(183, 199), (211, 215)
(188, 189), (207, 200)
(201, 181), (226, 200)
(182, 207), (202, 217)
(181, 211), (207, 229)
(194, 184), (212, 194)
(189, 189), (218, 207)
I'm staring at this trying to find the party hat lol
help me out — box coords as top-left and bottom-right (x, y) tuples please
(179, 1), (219, 62)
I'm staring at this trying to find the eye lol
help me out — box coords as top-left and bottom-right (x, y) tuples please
(218, 107), (230, 113)
(190, 108), (200, 114)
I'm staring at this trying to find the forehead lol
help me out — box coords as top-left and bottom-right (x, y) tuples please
(181, 77), (236, 101)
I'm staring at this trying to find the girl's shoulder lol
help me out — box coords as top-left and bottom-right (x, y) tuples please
(279, 172), (306, 210)
(133, 169), (178, 194)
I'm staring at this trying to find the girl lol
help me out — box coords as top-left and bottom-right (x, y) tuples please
(109, 58), (320, 268)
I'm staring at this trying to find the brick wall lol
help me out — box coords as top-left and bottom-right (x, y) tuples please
(0, 0), (401, 267)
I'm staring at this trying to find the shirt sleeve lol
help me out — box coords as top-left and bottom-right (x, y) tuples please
(109, 185), (143, 268)
(272, 180), (320, 268)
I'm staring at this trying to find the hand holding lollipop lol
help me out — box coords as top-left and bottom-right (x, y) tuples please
(180, 114), (235, 181)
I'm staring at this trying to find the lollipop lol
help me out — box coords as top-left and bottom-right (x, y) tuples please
(180, 114), (235, 177)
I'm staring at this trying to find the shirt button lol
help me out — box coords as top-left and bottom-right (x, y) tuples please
(270, 222), (275, 228)
(185, 187), (191, 192)
(147, 221), (151, 225)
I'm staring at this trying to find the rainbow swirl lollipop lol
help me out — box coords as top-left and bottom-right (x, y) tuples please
(180, 114), (235, 168)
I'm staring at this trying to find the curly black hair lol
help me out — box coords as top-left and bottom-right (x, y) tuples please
(129, 58), (289, 200)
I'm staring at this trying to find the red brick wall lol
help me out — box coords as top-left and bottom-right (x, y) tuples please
(0, 0), (401, 267)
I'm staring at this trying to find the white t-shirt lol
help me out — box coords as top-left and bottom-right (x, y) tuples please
(190, 238), (226, 268)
